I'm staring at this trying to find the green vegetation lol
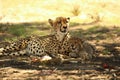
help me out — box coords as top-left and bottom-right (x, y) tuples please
(103, 49), (110, 55)
(7, 25), (27, 36)
(0, 22), (51, 41)
(70, 29), (84, 38)
(87, 26), (99, 32)
(70, 22), (80, 27)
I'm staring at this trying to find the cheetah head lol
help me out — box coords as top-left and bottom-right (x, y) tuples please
(48, 17), (70, 41)
(69, 37), (95, 60)
(69, 37), (83, 54)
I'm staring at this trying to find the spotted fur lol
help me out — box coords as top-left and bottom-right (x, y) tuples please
(0, 17), (70, 58)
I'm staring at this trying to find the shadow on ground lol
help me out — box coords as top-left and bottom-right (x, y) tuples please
(0, 55), (119, 79)
(0, 24), (120, 79)
(70, 26), (120, 55)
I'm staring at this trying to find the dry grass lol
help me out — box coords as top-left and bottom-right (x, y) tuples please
(0, 0), (120, 26)
(0, 0), (120, 42)
(71, 4), (81, 16)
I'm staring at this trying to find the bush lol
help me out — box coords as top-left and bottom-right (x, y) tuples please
(7, 25), (27, 36)
(71, 4), (81, 16)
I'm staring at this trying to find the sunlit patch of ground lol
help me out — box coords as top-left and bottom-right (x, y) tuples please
(0, 0), (120, 26)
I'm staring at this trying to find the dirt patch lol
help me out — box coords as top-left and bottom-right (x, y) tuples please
(0, 55), (120, 80)
(0, 26), (120, 80)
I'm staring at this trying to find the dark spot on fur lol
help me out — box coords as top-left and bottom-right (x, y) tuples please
(41, 50), (44, 53)
(19, 54), (22, 56)
(5, 49), (9, 52)
(19, 45), (22, 48)
(33, 51), (35, 54)
(37, 44), (39, 46)
(64, 51), (69, 56)
(33, 46), (35, 49)
(36, 50), (38, 53)
(31, 49), (33, 52)
(30, 44), (32, 46)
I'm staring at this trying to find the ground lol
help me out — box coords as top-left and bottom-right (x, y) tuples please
(0, 0), (120, 80)
(0, 55), (120, 80)
(0, 26), (120, 80)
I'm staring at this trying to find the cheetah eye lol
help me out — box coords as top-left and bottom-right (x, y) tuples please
(66, 21), (68, 23)
(71, 44), (74, 47)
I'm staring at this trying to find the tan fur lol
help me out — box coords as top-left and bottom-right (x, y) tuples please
(48, 17), (70, 41)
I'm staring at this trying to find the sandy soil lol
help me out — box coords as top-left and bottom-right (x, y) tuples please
(0, 54), (120, 80)
(0, 26), (120, 80)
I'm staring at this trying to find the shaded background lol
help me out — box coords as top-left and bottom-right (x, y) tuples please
(0, 0), (120, 40)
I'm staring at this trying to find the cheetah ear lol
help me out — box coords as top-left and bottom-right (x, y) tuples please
(67, 17), (70, 20)
(48, 19), (54, 27)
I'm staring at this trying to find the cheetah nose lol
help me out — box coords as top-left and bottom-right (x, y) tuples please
(63, 26), (67, 29)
